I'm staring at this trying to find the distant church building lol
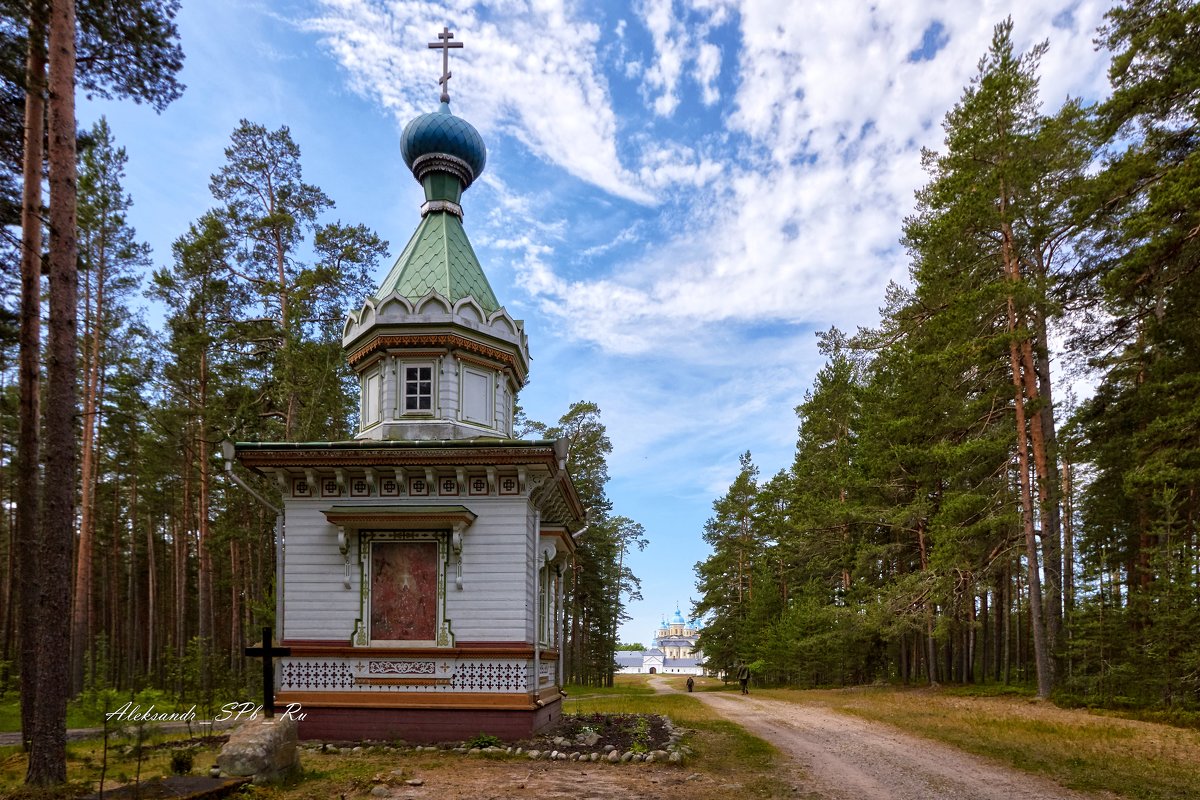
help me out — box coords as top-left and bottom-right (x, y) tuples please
(615, 608), (704, 675)
(232, 30), (583, 742)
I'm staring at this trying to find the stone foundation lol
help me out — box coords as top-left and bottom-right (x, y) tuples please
(296, 698), (562, 743)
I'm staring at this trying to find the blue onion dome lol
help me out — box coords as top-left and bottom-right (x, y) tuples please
(401, 102), (487, 190)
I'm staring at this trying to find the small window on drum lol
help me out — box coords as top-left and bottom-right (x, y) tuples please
(403, 364), (434, 412)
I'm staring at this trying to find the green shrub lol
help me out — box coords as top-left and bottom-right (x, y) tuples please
(464, 732), (503, 749)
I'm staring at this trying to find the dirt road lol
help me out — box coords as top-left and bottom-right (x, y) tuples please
(658, 679), (1109, 800)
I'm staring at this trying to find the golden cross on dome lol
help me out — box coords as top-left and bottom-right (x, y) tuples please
(427, 26), (463, 104)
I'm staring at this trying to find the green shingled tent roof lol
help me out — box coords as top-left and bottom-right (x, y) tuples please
(372, 211), (500, 314)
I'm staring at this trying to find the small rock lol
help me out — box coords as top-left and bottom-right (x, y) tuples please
(621, 752), (633, 763)
(406, 779), (424, 787)
(390, 769), (406, 777)
(589, 752), (600, 762)
(553, 736), (568, 747)
(453, 747), (468, 754)
(603, 744), (616, 753)
(645, 754), (655, 763)
(514, 747), (524, 755)
(606, 750), (621, 763)
(527, 749), (541, 759)
(669, 752), (683, 764)
(569, 752), (579, 761)
(353, 746), (364, 754)
(576, 731), (601, 747)
(651, 750), (669, 760)
(370, 785), (389, 797)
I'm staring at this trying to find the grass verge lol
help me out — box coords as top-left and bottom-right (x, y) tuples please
(761, 686), (1200, 800)
(568, 676), (785, 798)
(1, 729), (227, 798)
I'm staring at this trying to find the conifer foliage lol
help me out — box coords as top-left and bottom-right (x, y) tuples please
(695, 6), (1200, 706)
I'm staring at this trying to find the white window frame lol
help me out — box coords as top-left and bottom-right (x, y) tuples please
(361, 369), (381, 430)
(459, 365), (493, 427)
(400, 362), (436, 416)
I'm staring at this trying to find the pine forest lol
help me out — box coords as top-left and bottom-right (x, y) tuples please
(695, 8), (1200, 708)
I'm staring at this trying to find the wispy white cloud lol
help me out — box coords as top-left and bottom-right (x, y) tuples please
(307, 0), (654, 202)
(306, 0), (1112, 430)
(636, 0), (731, 114)
(505, 2), (1112, 361)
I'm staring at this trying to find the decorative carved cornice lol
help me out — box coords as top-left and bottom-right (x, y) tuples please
(239, 445), (557, 470)
(323, 505), (477, 530)
(455, 351), (510, 374)
(420, 199), (464, 218)
(411, 152), (475, 188)
(348, 333), (521, 376)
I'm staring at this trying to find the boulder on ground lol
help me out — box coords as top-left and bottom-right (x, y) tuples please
(216, 716), (301, 784)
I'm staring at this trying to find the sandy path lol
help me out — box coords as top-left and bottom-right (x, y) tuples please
(651, 679), (1108, 800)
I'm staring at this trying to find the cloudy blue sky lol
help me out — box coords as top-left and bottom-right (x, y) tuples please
(82, 0), (1115, 646)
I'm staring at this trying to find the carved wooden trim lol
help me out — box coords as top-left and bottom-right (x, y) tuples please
(279, 643), (538, 658)
(348, 333), (520, 374)
(275, 691), (537, 710)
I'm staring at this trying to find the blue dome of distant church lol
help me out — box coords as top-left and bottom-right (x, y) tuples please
(400, 102), (487, 187)
(671, 607), (686, 625)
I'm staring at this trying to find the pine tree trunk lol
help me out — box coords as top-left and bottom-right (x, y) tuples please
(16, 5), (46, 754)
(71, 228), (104, 696)
(173, 472), (189, 694)
(26, 0), (76, 783)
(1018, 335), (1061, 656)
(146, 504), (157, 680)
(1003, 565), (1011, 684)
(197, 351), (213, 696)
(1008, 333), (1052, 698)
(1000, 209), (1052, 698)
(128, 469), (139, 684)
(1062, 455), (1076, 615)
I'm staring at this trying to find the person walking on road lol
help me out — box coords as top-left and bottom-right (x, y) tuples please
(737, 662), (750, 694)
(686, 676), (695, 692)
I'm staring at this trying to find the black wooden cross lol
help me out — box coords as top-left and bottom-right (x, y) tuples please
(427, 26), (463, 103)
(245, 626), (290, 718)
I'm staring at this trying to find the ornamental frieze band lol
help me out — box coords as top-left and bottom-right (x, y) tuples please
(347, 333), (519, 373)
